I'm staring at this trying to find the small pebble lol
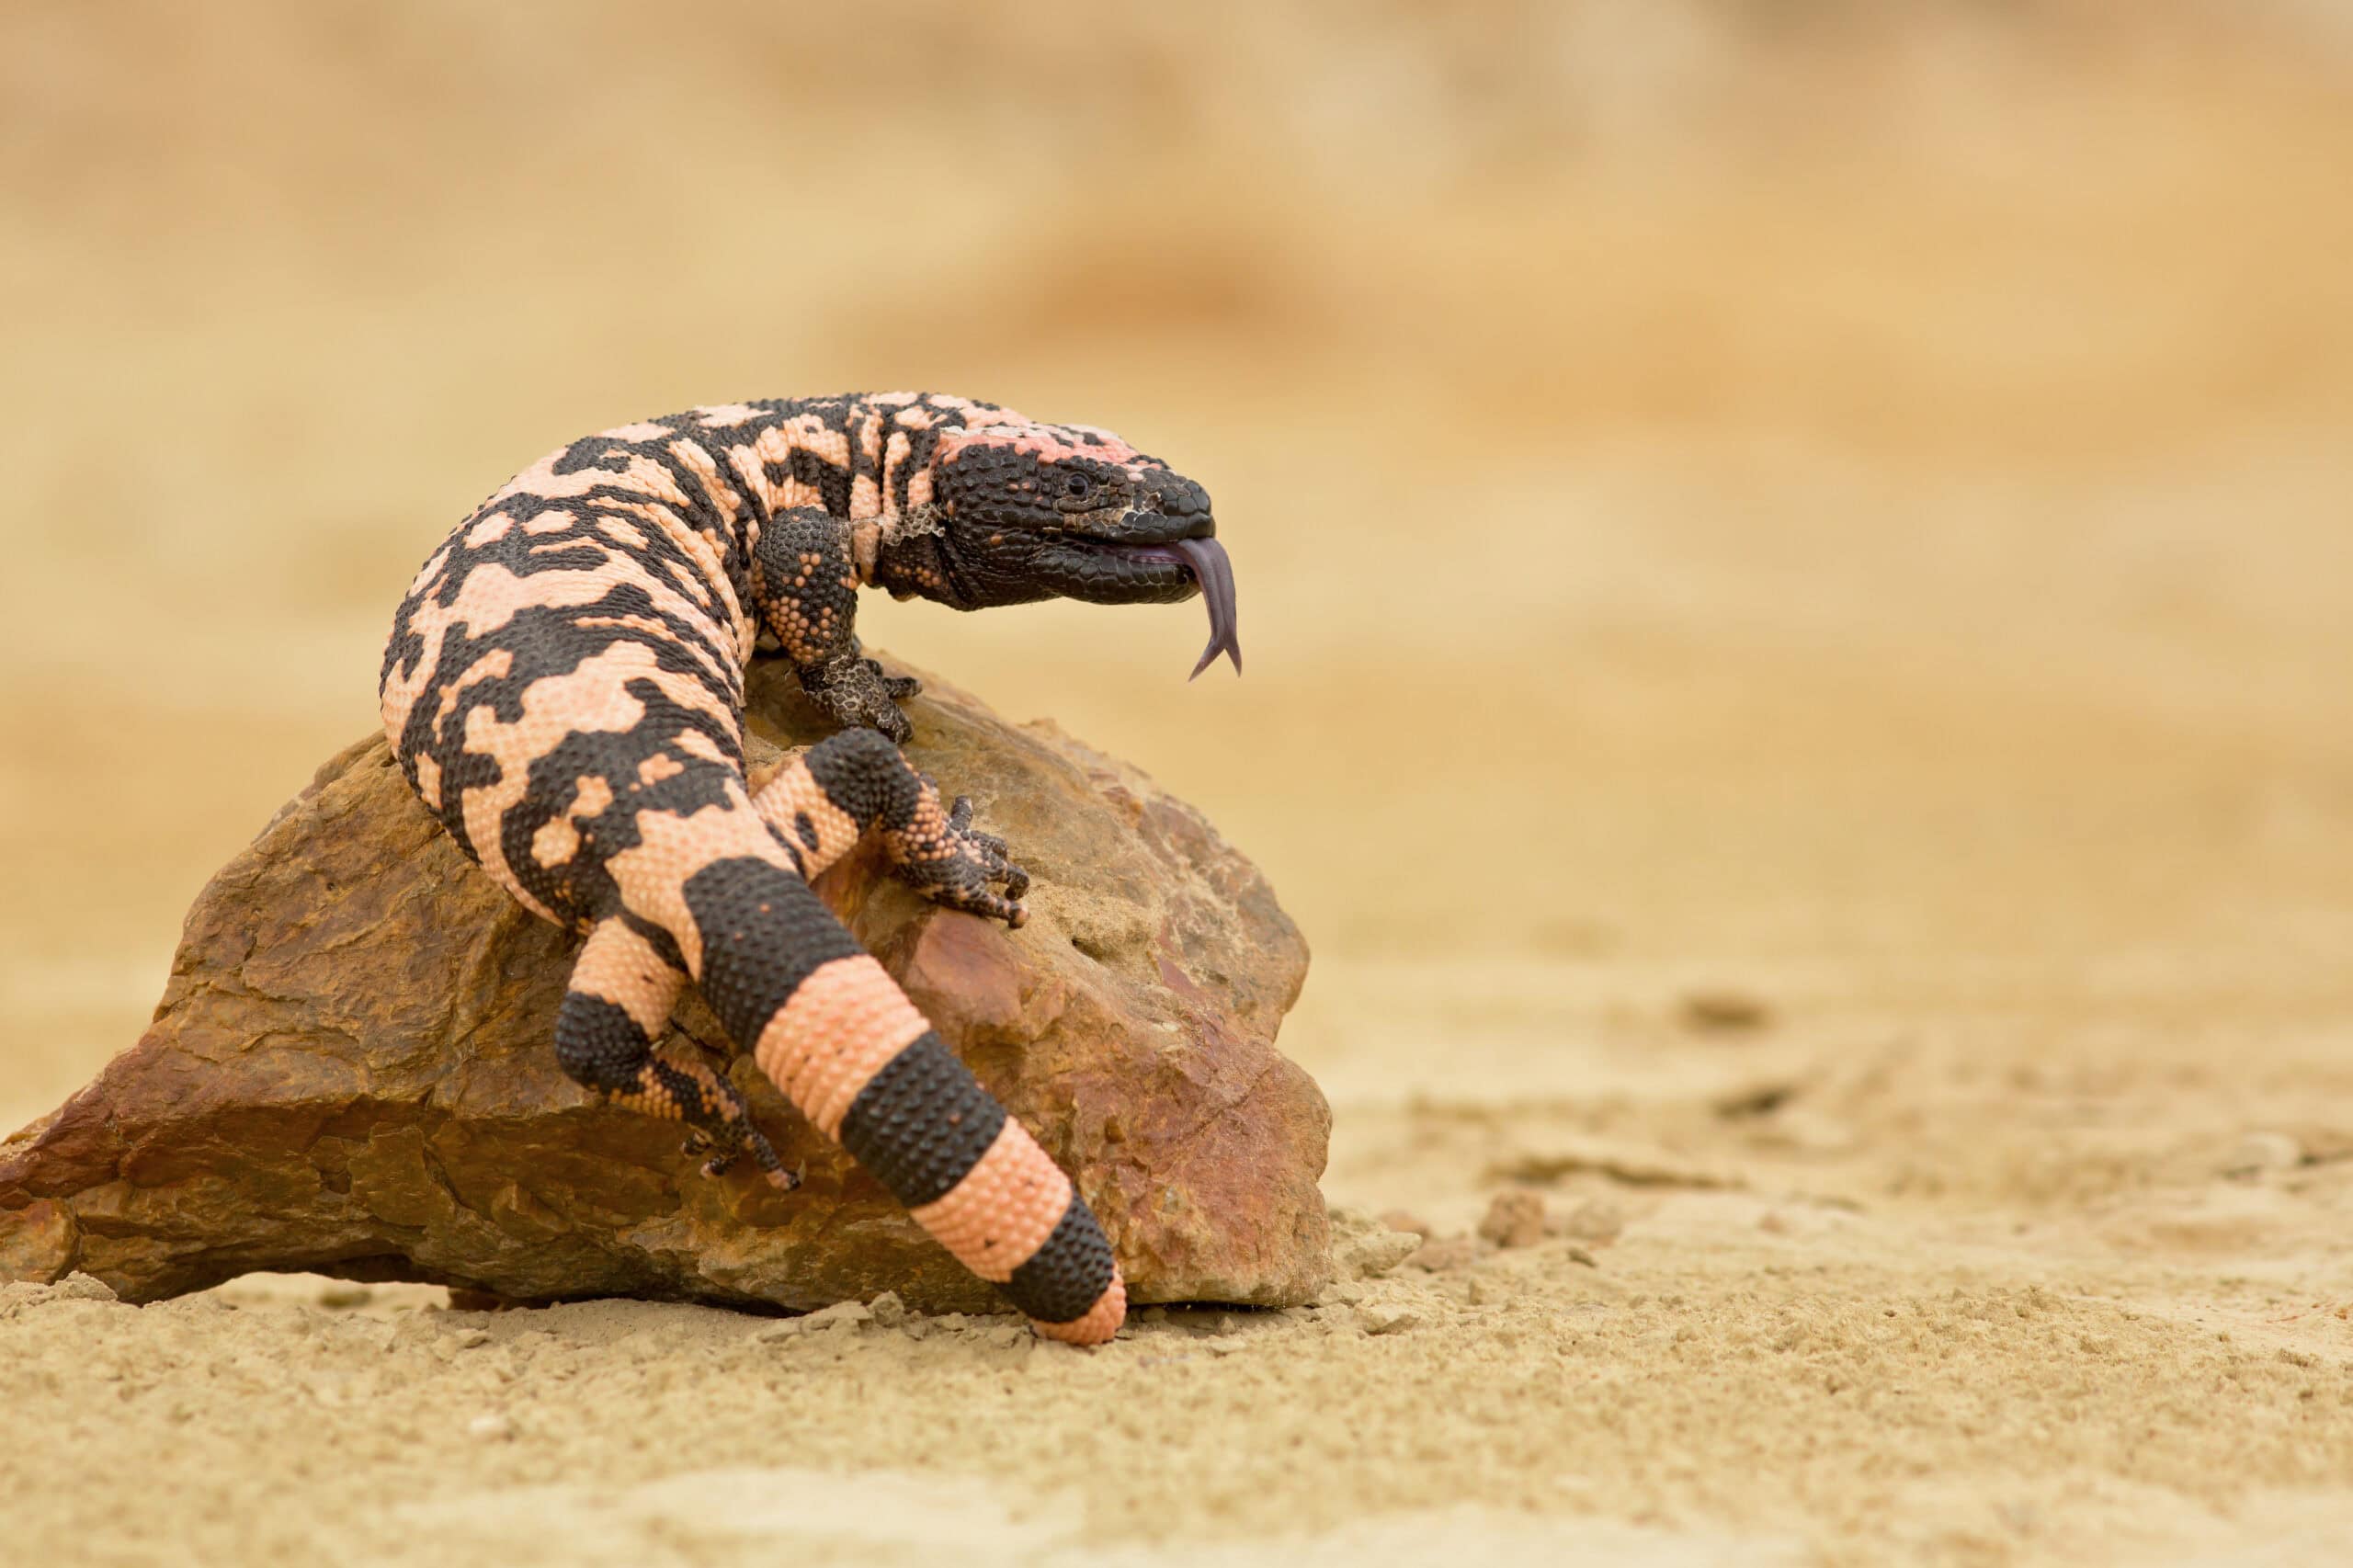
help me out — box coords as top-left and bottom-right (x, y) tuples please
(803, 1300), (871, 1330)
(1408, 1235), (1482, 1272)
(1360, 1302), (1420, 1335)
(1335, 1220), (1427, 1281)
(1478, 1190), (1547, 1249)
(867, 1290), (907, 1328)
(1557, 1199), (1624, 1245)
(453, 1327), (492, 1349)
(316, 1284), (373, 1310)
(1680, 990), (1773, 1033)
(1377, 1210), (1433, 1240)
(52, 1273), (119, 1304)
(465, 1413), (514, 1442)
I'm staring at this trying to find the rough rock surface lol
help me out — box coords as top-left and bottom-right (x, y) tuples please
(0, 658), (1326, 1313)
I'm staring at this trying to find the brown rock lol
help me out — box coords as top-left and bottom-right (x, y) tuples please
(0, 657), (1328, 1313)
(1677, 989), (1773, 1034)
(1477, 1189), (1547, 1249)
(1406, 1235), (1482, 1273)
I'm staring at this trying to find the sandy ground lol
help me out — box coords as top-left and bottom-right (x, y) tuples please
(5, 6), (2353, 1564)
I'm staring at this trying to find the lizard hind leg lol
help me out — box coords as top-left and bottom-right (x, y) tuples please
(554, 915), (796, 1189)
(680, 856), (1125, 1344)
(751, 728), (1031, 926)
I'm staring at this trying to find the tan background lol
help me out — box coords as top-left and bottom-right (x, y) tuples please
(4, 4), (2352, 1564)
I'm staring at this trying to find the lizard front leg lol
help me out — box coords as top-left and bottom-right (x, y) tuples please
(750, 508), (921, 743)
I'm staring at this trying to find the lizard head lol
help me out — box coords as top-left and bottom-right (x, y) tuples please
(882, 420), (1241, 679)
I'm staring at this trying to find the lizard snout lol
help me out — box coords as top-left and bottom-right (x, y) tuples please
(1137, 471), (1214, 532)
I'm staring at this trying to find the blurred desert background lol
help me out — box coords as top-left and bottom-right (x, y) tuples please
(5, 2), (2353, 1564)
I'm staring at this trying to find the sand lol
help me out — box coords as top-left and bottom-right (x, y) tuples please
(5, 6), (2352, 1564)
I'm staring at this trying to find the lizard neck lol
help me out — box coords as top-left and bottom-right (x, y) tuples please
(870, 523), (966, 607)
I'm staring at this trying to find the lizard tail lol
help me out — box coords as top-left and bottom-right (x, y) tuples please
(675, 850), (1127, 1344)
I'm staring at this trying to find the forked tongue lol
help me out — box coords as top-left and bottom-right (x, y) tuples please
(1172, 536), (1241, 679)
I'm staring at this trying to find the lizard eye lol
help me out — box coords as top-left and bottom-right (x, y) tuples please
(1063, 472), (1094, 501)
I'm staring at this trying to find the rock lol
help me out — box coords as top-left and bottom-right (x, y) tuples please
(0, 657), (1327, 1315)
(1358, 1301), (1420, 1335)
(1327, 1206), (1426, 1281)
(0, 1271), (118, 1320)
(1406, 1235), (1482, 1273)
(1477, 1189), (1547, 1249)
(1555, 1199), (1625, 1245)
(1313, 1304), (1360, 1335)
(51, 1270), (119, 1303)
(801, 1300), (871, 1333)
(1678, 989), (1773, 1034)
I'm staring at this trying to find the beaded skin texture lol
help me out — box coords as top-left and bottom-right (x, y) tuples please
(378, 393), (1233, 1342)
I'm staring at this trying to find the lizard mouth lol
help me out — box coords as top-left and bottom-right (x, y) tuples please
(1046, 531), (1241, 679)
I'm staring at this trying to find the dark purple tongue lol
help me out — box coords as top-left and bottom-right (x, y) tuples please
(1171, 536), (1241, 679)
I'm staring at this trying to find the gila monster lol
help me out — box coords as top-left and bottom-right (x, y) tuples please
(379, 392), (1239, 1345)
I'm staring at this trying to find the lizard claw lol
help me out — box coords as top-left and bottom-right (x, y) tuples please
(891, 792), (1032, 927)
(685, 1117), (794, 1187)
(863, 657), (922, 701)
(682, 1128), (736, 1178)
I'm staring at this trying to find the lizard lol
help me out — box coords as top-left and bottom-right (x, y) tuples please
(378, 392), (1240, 1346)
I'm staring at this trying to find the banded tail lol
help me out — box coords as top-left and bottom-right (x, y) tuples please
(557, 733), (1127, 1344)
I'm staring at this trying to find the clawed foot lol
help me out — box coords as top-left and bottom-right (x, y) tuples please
(802, 654), (921, 743)
(678, 1106), (799, 1190)
(890, 791), (1032, 928)
(866, 657), (922, 703)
